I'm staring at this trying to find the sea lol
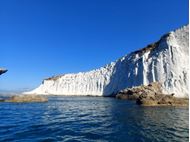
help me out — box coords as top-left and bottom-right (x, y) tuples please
(0, 96), (188, 142)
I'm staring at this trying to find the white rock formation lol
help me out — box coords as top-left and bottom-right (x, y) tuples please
(26, 25), (189, 98)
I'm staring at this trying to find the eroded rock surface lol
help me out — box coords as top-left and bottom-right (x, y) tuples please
(25, 25), (189, 98)
(116, 82), (162, 100)
(137, 93), (189, 106)
(2, 95), (48, 103)
(116, 82), (188, 106)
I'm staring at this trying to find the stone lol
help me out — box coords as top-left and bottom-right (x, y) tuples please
(0, 98), (5, 102)
(116, 82), (189, 107)
(116, 91), (140, 100)
(137, 93), (189, 107)
(4, 95), (48, 103)
(116, 82), (162, 100)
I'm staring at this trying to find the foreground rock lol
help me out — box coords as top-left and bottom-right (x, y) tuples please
(3, 95), (48, 103)
(116, 82), (189, 107)
(116, 82), (162, 100)
(137, 93), (189, 107)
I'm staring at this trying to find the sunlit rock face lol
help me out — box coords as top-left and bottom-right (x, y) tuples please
(26, 25), (189, 98)
(0, 68), (7, 75)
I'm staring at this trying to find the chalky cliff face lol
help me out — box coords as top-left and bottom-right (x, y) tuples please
(26, 25), (189, 98)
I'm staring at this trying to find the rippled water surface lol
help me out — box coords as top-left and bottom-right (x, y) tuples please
(0, 96), (188, 142)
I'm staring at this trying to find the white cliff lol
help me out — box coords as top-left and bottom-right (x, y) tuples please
(26, 25), (189, 98)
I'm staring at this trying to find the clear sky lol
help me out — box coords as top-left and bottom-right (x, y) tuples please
(0, 0), (188, 91)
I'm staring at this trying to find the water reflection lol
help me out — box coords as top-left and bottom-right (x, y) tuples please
(0, 96), (188, 142)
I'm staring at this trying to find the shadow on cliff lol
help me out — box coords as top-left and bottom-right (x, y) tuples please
(103, 54), (144, 97)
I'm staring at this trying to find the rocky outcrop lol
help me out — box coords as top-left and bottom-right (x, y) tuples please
(116, 82), (188, 106)
(137, 93), (189, 106)
(1, 95), (48, 103)
(25, 25), (189, 98)
(0, 68), (7, 75)
(116, 82), (162, 100)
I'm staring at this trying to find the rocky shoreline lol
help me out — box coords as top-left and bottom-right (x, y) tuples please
(0, 95), (48, 103)
(0, 68), (188, 106)
(116, 82), (189, 107)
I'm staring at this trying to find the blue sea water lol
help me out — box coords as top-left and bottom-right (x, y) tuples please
(0, 96), (188, 142)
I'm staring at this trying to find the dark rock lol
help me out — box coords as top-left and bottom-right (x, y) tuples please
(0, 68), (7, 75)
(0, 98), (5, 102)
(116, 92), (140, 100)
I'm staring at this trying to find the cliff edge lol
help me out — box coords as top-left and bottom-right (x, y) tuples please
(25, 25), (189, 98)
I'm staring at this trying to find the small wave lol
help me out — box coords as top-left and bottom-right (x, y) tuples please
(0, 96), (188, 142)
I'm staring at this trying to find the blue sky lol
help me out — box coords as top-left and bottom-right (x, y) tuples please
(0, 0), (188, 91)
